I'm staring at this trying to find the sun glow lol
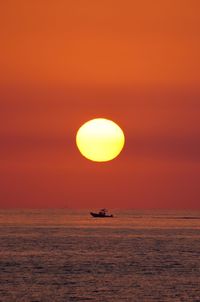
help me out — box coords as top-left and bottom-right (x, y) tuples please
(76, 118), (125, 162)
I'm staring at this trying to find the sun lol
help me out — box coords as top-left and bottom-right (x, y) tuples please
(76, 118), (125, 162)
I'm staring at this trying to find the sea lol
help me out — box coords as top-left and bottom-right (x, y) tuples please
(1, 209), (200, 302)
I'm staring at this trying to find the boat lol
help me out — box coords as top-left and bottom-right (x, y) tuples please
(90, 208), (113, 218)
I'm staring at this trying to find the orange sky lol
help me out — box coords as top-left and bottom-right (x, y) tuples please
(0, 0), (200, 208)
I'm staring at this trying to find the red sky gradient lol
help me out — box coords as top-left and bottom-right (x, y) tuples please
(0, 0), (200, 209)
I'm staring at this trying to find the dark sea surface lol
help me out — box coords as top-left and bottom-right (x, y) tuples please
(1, 209), (200, 302)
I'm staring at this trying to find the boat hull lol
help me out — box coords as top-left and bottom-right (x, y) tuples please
(90, 212), (113, 218)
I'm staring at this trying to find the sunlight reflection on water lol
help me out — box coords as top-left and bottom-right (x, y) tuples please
(1, 209), (200, 301)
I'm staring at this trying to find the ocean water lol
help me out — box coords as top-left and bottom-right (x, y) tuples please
(1, 210), (200, 302)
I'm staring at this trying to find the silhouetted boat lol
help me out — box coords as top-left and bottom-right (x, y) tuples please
(90, 209), (113, 218)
